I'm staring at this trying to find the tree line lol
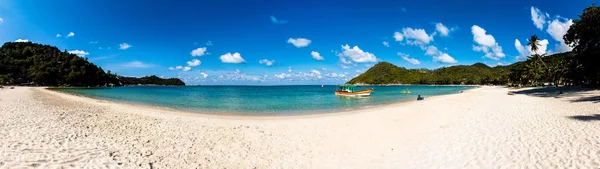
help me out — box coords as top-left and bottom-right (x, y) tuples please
(349, 4), (600, 87)
(0, 42), (185, 86)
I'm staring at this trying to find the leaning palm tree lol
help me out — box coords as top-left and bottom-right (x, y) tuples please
(527, 35), (540, 54)
(527, 35), (547, 68)
(527, 35), (549, 85)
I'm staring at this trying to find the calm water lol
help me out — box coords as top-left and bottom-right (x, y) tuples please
(52, 85), (474, 115)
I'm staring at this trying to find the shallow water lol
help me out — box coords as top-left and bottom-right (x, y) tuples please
(53, 85), (474, 115)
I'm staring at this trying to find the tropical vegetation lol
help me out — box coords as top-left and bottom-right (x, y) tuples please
(0, 42), (185, 86)
(349, 4), (600, 87)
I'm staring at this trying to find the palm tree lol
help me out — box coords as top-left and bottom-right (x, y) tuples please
(527, 35), (540, 54)
(527, 35), (549, 85)
(527, 35), (548, 68)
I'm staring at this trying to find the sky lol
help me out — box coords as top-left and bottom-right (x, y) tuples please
(0, 0), (595, 85)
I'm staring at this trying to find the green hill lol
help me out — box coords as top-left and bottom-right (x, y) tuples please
(347, 62), (510, 85)
(0, 42), (184, 86)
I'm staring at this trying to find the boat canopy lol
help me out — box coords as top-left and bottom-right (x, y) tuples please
(337, 85), (356, 92)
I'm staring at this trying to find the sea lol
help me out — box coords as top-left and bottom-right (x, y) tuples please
(52, 85), (475, 115)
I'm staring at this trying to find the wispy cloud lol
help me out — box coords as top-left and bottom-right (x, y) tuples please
(68, 50), (89, 57)
(119, 43), (132, 50)
(530, 7), (548, 30)
(66, 32), (74, 38)
(206, 41), (213, 46)
(0, 18), (3, 23)
(121, 61), (155, 68)
(259, 59), (275, 66)
(89, 41), (98, 44)
(15, 39), (29, 42)
(270, 16), (288, 24)
(88, 54), (118, 62)
(56, 34), (61, 37)
(398, 52), (421, 65)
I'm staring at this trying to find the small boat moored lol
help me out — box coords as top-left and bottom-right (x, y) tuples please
(335, 85), (373, 97)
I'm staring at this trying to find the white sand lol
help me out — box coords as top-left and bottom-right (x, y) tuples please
(0, 86), (599, 168)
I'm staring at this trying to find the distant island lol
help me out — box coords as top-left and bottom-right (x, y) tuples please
(348, 52), (578, 86)
(0, 42), (185, 86)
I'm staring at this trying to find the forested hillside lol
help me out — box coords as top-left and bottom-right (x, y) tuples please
(347, 62), (510, 85)
(0, 42), (184, 86)
(347, 52), (575, 85)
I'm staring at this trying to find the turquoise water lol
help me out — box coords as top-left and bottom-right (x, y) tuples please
(52, 85), (474, 115)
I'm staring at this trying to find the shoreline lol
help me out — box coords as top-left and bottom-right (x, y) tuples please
(44, 86), (479, 119)
(2, 86), (599, 168)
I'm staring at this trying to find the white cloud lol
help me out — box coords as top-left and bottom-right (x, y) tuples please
(471, 25), (505, 60)
(547, 18), (574, 52)
(424, 45), (458, 64)
(425, 46), (439, 56)
(287, 38), (311, 48)
(394, 32), (404, 42)
(235, 69), (241, 74)
(206, 41), (213, 46)
(382, 41), (389, 47)
(270, 16), (288, 24)
(531, 7), (548, 30)
(191, 47), (207, 56)
(122, 61), (154, 68)
(200, 72), (208, 78)
(220, 52), (245, 63)
(187, 59), (201, 67)
(398, 52), (421, 65)
(169, 65), (185, 71)
(15, 39), (29, 42)
(0, 18), (3, 23)
(435, 23), (450, 36)
(288, 67), (292, 72)
(274, 73), (288, 79)
(515, 38), (549, 61)
(56, 34), (61, 37)
(393, 28), (434, 46)
(311, 69), (321, 76)
(182, 66), (192, 71)
(338, 44), (377, 63)
(259, 59), (275, 66)
(311, 51), (324, 60)
(434, 53), (458, 64)
(68, 50), (90, 57)
(66, 32), (75, 38)
(119, 43), (132, 50)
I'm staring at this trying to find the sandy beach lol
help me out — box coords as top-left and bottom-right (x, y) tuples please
(1, 86), (599, 168)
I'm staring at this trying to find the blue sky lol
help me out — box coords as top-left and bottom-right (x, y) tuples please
(0, 0), (595, 85)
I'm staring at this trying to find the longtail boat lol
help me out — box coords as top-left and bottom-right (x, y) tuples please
(335, 85), (373, 97)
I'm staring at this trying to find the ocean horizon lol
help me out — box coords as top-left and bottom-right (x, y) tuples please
(52, 85), (475, 115)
